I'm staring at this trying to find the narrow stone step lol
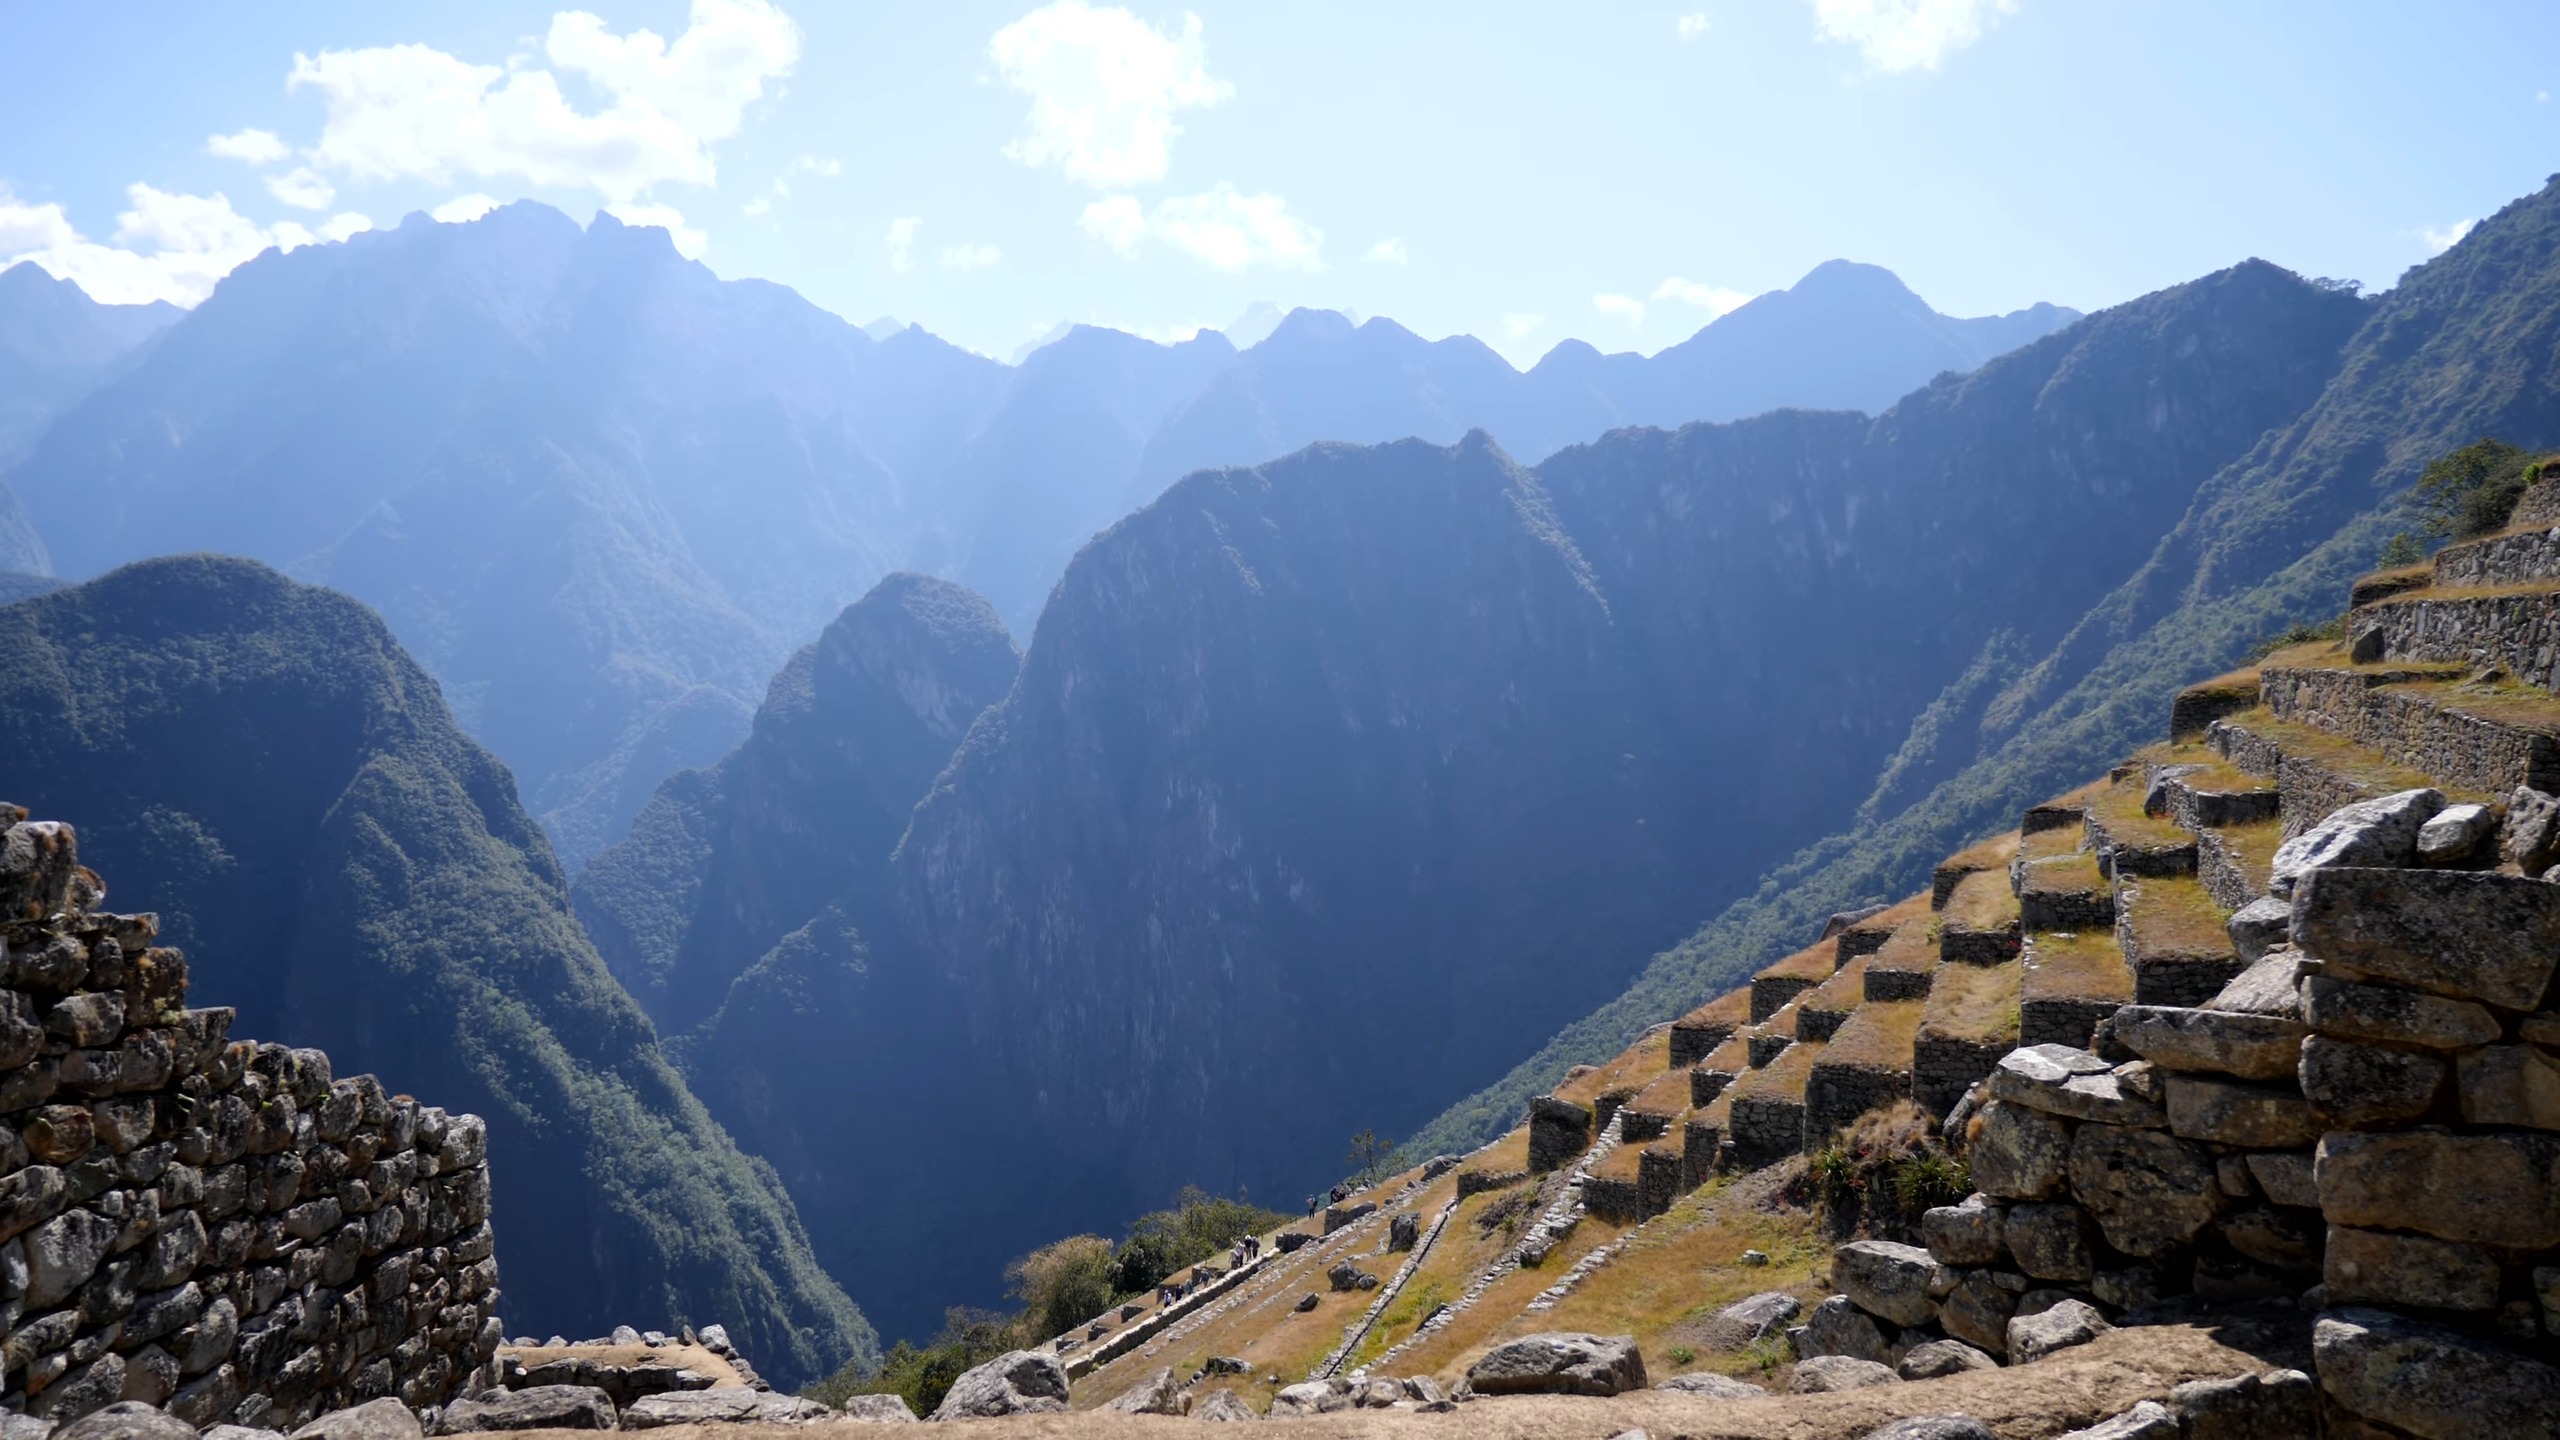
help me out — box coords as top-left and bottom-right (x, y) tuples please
(2351, 583), (2560, 688)
(2260, 657), (2560, 797)
(2196, 817), (2281, 910)
(2016, 849), (2115, 932)
(1933, 831), (2021, 909)
(2081, 771), (2197, 877)
(2171, 666), (2262, 741)
(1751, 936), (1839, 1023)
(1728, 1037), (1825, 1168)
(1914, 957), (2021, 1118)
(2430, 522), (2560, 588)
(1940, 867), (2023, 965)
(1863, 918), (1938, 1001)
(2114, 874), (2240, 1006)
(1837, 891), (1931, 962)
(2144, 755), (2281, 832)
(2209, 711), (2464, 835)
(1669, 988), (1752, 1068)
(2019, 929), (2133, 1050)
(1796, 954), (1869, 1042)
(1804, 999), (1922, 1145)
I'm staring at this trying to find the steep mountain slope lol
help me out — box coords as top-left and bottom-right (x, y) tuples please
(0, 556), (874, 1389)
(2, 205), (1009, 869)
(1412, 177), (2560, 1159)
(0, 260), (179, 472)
(614, 260), (2338, 1335)
(574, 572), (1020, 1029)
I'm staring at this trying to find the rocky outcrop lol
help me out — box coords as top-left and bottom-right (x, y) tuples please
(0, 808), (500, 1427)
(925, 1352), (1069, 1420)
(1462, 1333), (1645, 1396)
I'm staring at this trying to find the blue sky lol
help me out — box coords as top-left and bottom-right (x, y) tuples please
(4, 1), (2555, 364)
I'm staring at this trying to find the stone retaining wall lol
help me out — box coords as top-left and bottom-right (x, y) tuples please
(2261, 663), (2560, 795)
(1, 810), (500, 1428)
(2430, 524), (2560, 589)
(2360, 589), (2560, 691)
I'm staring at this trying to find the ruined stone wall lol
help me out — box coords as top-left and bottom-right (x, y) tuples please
(1, 810), (500, 1428)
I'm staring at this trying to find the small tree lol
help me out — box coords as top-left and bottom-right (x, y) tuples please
(2414, 438), (2542, 541)
(1346, 1128), (1393, 1187)
(1006, 1235), (1116, 1340)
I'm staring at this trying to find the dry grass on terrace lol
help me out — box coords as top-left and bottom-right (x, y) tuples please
(1753, 1002), (1801, 1045)
(1375, 1205), (1629, 1382)
(2206, 817), (2282, 895)
(2117, 877), (2234, 962)
(2080, 773), (2194, 853)
(1918, 958), (2022, 1047)
(2016, 850), (2108, 901)
(1627, 1067), (1693, 1121)
(2353, 576), (2560, 607)
(1941, 869), (2021, 934)
(1555, 1026), (1672, 1109)
(1700, 1034), (1751, 1076)
(1799, 955), (1870, 1016)
(2223, 711), (2477, 802)
(1675, 986), (1754, 1033)
(2022, 929), (2134, 1006)
(1757, 937), (1841, 985)
(1587, 1142), (1648, 1185)
(1933, 833), (2021, 903)
(1731, 1037), (1825, 1103)
(1816, 999), (1923, 1071)
(1841, 891), (1932, 947)
(1456, 1126), (1531, 1183)
(2015, 824), (2085, 865)
(1867, 919), (1938, 977)
(2179, 664), (2264, 705)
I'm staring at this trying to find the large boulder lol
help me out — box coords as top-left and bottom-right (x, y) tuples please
(1921, 1194), (2006, 1266)
(1465, 1333), (1646, 1396)
(835, 1395), (916, 1423)
(1860, 1420), (1993, 1440)
(2268, 790), (2443, 896)
(1896, 1341), (1998, 1380)
(1970, 1101), (2070, 1200)
(2006, 1299), (2109, 1364)
(2314, 1307), (2560, 1439)
(2298, 1036), (2445, 1127)
(2003, 1203), (2093, 1282)
(2324, 1226), (2500, 1310)
(2056, 1403), (2177, 1440)
(430, 1389), (615, 1433)
(1190, 1390), (1257, 1422)
(288, 1403), (421, 1440)
(928, 1352), (1071, 1420)
(1708, 1292), (1802, 1346)
(1794, 1295), (1894, 1365)
(2066, 1124), (2224, 1258)
(1833, 1242), (1941, 1328)
(2170, 1369), (2316, 1440)
(621, 1391), (832, 1428)
(1104, 1369), (1187, 1416)
(2164, 1075), (2320, 1148)
(55, 1405), (197, 1440)
(2291, 867), (2560, 1010)
(1653, 1373), (1765, 1398)
(1939, 1271), (2026, 1356)
(2109, 1007), (2302, 1081)
(2300, 977), (2499, 1050)
(1786, 1356), (1897, 1393)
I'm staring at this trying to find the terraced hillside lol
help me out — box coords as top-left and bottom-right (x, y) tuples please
(1016, 476), (2560, 1430)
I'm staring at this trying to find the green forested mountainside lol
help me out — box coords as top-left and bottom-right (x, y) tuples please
(662, 255), (2343, 1335)
(574, 572), (1019, 1030)
(0, 556), (873, 1388)
(1409, 175), (2560, 1159)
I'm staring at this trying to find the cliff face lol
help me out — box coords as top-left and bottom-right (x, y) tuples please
(653, 260), (2348, 1332)
(0, 556), (872, 1388)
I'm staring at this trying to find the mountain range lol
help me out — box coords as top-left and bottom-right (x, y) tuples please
(0, 219), (2075, 872)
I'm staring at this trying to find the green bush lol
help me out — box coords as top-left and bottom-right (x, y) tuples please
(807, 1309), (1020, 1418)
(2414, 438), (2546, 541)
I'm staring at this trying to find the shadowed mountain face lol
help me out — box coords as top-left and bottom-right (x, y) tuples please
(0, 262), (180, 567)
(0, 556), (874, 1389)
(578, 261), (2347, 1339)
(0, 216), (2071, 868)
(1408, 177), (2560, 1161)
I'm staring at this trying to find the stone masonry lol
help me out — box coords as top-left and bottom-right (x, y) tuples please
(1, 808), (501, 1429)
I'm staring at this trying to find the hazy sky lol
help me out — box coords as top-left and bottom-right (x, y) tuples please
(5, 0), (2555, 363)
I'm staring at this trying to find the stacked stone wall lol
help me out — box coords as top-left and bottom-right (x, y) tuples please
(1, 810), (500, 1428)
(2429, 524), (2560, 588)
(2358, 589), (2560, 690)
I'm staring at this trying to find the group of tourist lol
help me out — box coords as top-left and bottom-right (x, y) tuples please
(1151, 1233), (1267, 1310)
(1304, 1182), (1354, 1214)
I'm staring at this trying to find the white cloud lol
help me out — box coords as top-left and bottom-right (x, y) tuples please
(608, 201), (708, 258)
(990, 1), (1233, 188)
(2422, 218), (2477, 254)
(793, 154), (841, 176)
(743, 196), (773, 216)
(1653, 276), (1751, 317)
(0, 183), (327, 306)
(1363, 237), (1408, 265)
(1594, 292), (1645, 327)
(266, 166), (337, 211)
(1079, 194), (1148, 255)
(206, 128), (292, 165)
(939, 242), (1002, 269)
(1678, 13), (1710, 40)
(887, 215), (921, 271)
(320, 212), (375, 242)
(1809, 0), (2014, 73)
(1503, 313), (1543, 338)
(287, 0), (799, 203)
(1084, 184), (1320, 270)
(430, 193), (500, 223)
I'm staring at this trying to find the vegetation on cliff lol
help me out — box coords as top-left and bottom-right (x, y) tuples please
(0, 555), (874, 1388)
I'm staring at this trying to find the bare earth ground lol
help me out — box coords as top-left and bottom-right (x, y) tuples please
(543, 1309), (2308, 1440)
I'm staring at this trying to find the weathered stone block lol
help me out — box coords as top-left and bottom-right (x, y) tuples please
(2171, 1369), (2316, 1440)
(2219, 1205), (2322, 1276)
(2314, 1306), (2560, 1440)
(2007, 1298), (2109, 1364)
(2300, 1035), (2446, 1128)
(1833, 1241), (1940, 1328)
(2112, 1005), (2303, 1080)
(2317, 1129), (2560, 1248)
(2245, 1149), (2318, 1208)
(1920, 1194), (2005, 1266)
(1464, 1333), (1645, 1396)
(2301, 975), (2501, 1050)
(1969, 1100), (2069, 1200)
(1938, 1270), (2024, 1355)
(2165, 1074), (2322, 1147)
(2067, 1123), (2223, 1258)
(1525, 1096), (1591, 1173)
(2457, 1043), (2560, 1129)
(2325, 1225), (2498, 1310)
(2270, 789), (2443, 896)
(2292, 866), (2560, 1009)
(2003, 1202), (2093, 1281)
